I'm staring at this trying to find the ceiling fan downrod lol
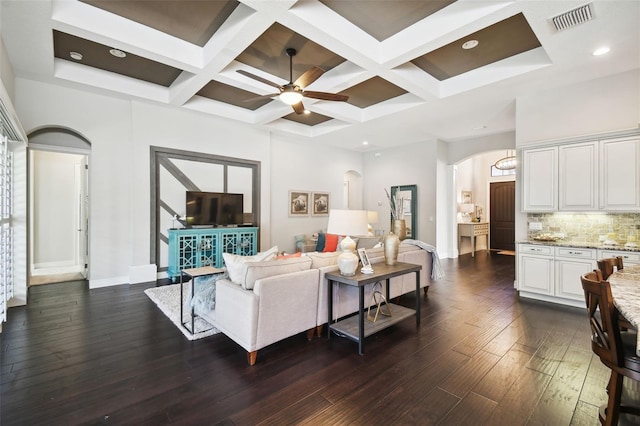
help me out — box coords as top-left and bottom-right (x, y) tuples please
(285, 48), (296, 84)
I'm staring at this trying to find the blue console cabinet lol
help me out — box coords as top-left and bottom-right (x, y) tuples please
(167, 227), (258, 282)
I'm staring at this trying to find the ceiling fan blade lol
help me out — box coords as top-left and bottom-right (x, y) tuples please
(294, 66), (324, 89)
(292, 101), (305, 114)
(236, 69), (282, 90)
(243, 93), (279, 102)
(303, 91), (349, 102)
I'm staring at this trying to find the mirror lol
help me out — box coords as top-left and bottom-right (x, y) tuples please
(391, 185), (417, 239)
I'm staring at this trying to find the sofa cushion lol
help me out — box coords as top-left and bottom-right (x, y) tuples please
(223, 246), (278, 285)
(323, 233), (339, 252)
(240, 256), (312, 290)
(304, 251), (341, 268)
(315, 233), (326, 251)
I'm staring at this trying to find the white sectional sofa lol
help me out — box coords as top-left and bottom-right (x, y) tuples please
(195, 242), (434, 365)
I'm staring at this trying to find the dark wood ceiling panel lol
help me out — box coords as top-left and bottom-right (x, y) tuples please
(53, 30), (183, 87)
(340, 76), (407, 108)
(411, 13), (541, 81)
(236, 23), (346, 82)
(80, 0), (239, 47)
(320, 0), (456, 41)
(197, 81), (273, 110)
(282, 111), (333, 126)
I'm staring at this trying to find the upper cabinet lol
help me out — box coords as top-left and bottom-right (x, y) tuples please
(522, 146), (558, 212)
(600, 137), (640, 210)
(522, 135), (640, 212)
(559, 141), (599, 211)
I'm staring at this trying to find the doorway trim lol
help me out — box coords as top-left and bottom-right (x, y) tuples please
(27, 127), (91, 285)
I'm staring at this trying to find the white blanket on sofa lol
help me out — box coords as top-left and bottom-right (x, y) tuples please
(401, 239), (445, 280)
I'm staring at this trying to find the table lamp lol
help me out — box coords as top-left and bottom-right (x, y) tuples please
(327, 209), (369, 276)
(367, 210), (378, 236)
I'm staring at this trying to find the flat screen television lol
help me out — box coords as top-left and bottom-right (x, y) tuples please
(185, 191), (244, 227)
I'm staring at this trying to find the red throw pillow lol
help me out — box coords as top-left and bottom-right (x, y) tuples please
(323, 233), (339, 252)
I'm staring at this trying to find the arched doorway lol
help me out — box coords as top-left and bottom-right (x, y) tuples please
(28, 127), (91, 285)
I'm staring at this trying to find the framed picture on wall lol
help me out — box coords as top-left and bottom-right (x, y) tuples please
(289, 191), (310, 216)
(312, 192), (330, 216)
(461, 190), (472, 204)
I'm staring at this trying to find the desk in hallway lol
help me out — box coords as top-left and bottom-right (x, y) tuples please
(458, 222), (489, 257)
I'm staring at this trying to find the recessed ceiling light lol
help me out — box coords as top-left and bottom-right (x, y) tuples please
(109, 48), (126, 58)
(593, 46), (610, 56)
(69, 51), (83, 61)
(362, 141), (369, 145)
(473, 125), (487, 130)
(303, 109), (311, 115)
(462, 40), (479, 50)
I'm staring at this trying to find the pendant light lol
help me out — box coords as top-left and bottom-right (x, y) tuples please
(494, 150), (516, 170)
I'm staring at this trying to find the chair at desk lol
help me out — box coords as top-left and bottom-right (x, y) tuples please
(581, 270), (640, 425)
(598, 256), (624, 280)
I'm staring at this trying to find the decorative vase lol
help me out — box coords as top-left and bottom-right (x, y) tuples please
(393, 219), (407, 241)
(384, 231), (400, 265)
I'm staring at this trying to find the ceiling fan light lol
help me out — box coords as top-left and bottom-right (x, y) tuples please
(279, 90), (303, 105)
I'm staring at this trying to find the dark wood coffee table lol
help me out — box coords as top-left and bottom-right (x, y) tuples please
(325, 262), (422, 355)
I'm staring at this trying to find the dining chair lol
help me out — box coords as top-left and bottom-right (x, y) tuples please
(597, 256), (624, 280)
(581, 270), (640, 425)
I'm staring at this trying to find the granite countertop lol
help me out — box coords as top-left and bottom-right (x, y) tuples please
(517, 240), (640, 252)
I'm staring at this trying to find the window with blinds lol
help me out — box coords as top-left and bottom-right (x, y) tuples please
(0, 135), (13, 322)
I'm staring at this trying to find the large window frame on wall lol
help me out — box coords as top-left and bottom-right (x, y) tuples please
(150, 146), (260, 271)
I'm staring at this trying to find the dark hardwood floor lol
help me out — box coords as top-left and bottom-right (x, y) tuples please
(0, 252), (634, 425)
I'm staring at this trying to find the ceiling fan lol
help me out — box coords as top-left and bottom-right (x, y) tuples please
(237, 47), (348, 114)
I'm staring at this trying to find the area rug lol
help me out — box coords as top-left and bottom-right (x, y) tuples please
(144, 282), (219, 341)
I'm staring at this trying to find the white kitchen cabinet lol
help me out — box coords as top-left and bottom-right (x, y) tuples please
(598, 249), (640, 266)
(559, 141), (598, 211)
(518, 244), (554, 295)
(600, 137), (640, 210)
(554, 247), (597, 301)
(523, 147), (558, 212)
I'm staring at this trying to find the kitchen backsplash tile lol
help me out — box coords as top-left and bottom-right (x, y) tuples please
(527, 213), (640, 244)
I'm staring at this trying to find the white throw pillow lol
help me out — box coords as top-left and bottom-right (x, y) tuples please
(223, 246), (278, 284)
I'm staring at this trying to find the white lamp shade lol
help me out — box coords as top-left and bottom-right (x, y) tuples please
(367, 211), (379, 224)
(326, 209), (369, 237)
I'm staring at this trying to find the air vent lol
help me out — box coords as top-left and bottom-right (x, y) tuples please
(551, 3), (593, 31)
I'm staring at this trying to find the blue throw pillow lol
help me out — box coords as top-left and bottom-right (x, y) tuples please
(316, 233), (326, 251)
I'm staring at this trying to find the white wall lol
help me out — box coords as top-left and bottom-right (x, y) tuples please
(516, 69), (639, 146)
(269, 135), (363, 253)
(363, 140), (438, 245)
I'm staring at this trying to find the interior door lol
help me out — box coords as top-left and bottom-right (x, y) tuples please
(490, 181), (515, 251)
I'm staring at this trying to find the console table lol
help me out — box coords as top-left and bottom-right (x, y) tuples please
(326, 262), (422, 355)
(167, 227), (258, 282)
(458, 222), (489, 257)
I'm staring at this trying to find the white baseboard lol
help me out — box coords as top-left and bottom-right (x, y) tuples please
(129, 264), (157, 284)
(89, 276), (128, 289)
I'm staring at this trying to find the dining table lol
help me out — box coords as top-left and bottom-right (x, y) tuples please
(608, 264), (640, 356)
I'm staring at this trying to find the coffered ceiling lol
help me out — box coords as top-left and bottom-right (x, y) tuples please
(1, 1), (638, 151)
